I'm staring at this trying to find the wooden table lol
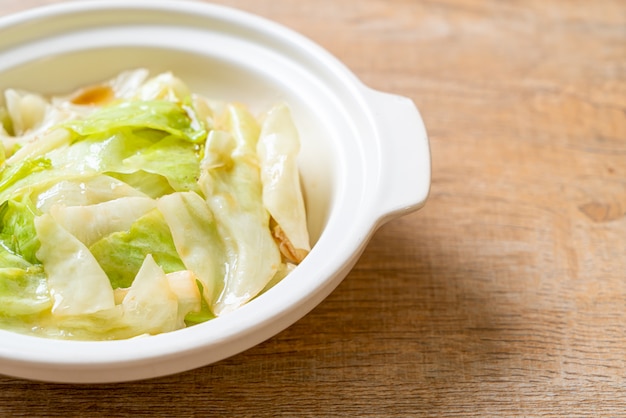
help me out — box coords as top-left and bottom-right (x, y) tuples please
(1, 0), (624, 416)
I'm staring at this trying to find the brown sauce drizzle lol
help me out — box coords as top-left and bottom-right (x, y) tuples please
(69, 84), (115, 106)
(271, 219), (309, 264)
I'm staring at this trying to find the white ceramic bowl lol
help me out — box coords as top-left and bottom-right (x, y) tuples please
(0, 0), (430, 383)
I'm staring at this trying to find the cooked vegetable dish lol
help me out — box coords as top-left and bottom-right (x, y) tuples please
(0, 69), (309, 340)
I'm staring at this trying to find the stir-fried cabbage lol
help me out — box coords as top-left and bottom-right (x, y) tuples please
(0, 69), (310, 340)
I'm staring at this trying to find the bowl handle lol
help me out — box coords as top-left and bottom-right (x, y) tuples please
(364, 88), (431, 225)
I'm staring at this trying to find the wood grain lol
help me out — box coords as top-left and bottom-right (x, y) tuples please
(0, 0), (624, 416)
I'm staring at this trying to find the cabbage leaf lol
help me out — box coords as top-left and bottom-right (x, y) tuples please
(63, 100), (206, 143)
(0, 265), (51, 316)
(34, 174), (148, 212)
(157, 191), (225, 308)
(89, 208), (186, 289)
(34, 214), (115, 316)
(199, 105), (281, 316)
(0, 199), (40, 264)
(257, 103), (310, 262)
(49, 196), (156, 247)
